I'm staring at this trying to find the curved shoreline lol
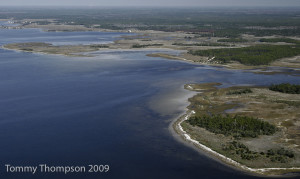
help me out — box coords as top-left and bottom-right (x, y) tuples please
(2, 23), (299, 176)
(172, 110), (300, 176)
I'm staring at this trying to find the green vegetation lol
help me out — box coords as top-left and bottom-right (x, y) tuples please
(226, 88), (252, 95)
(132, 44), (163, 48)
(223, 141), (295, 162)
(189, 45), (300, 65)
(269, 83), (300, 94)
(35, 21), (52, 25)
(223, 141), (259, 160)
(90, 44), (109, 48)
(1, 7), (300, 37)
(187, 115), (277, 138)
(172, 42), (230, 47)
(274, 100), (300, 107)
(246, 29), (300, 37)
(260, 38), (300, 44)
(267, 148), (295, 163)
(217, 38), (248, 43)
(20, 48), (33, 51)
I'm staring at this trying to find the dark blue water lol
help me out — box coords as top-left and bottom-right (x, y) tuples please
(0, 27), (299, 179)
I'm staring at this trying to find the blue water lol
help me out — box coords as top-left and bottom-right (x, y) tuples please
(0, 27), (130, 45)
(0, 27), (299, 179)
(0, 21), (19, 27)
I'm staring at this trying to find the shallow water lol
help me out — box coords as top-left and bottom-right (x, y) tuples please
(0, 27), (130, 45)
(0, 27), (299, 179)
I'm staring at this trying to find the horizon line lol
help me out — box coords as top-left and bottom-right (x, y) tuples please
(1, 5), (300, 8)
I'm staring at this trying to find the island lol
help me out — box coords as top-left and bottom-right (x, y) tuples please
(2, 9), (300, 72)
(3, 31), (300, 71)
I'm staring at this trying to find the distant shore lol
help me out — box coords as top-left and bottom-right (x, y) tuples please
(1, 20), (299, 72)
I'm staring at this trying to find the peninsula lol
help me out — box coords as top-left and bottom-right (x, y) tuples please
(174, 83), (300, 176)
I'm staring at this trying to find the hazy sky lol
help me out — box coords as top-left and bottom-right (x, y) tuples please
(1, 0), (300, 7)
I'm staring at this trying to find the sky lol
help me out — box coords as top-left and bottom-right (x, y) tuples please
(1, 0), (300, 7)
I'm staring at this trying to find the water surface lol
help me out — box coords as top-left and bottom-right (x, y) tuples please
(0, 27), (299, 179)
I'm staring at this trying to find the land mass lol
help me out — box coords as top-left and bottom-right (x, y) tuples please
(2, 23), (300, 71)
(1, 7), (300, 71)
(173, 83), (300, 176)
(3, 31), (300, 71)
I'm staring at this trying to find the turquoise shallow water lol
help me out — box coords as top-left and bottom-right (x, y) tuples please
(0, 27), (299, 179)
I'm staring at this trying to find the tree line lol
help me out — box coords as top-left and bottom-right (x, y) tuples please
(269, 83), (300, 94)
(226, 88), (253, 95)
(223, 141), (294, 162)
(187, 115), (277, 138)
(217, 38), (248, 43)
(189, 45), (300, 65)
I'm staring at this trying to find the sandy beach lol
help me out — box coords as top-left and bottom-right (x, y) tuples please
(172, 110), (300, 176)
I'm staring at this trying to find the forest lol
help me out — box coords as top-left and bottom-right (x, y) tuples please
(187, 115), (277, 138)
(217, 38), (248, 43)
(226, 88), (253, 95)
(189, 44), (300, 65)
(223, 141), (294, 162)
(1, 7), (300, 37)
(131, 44), (163, 48)
(269, 83), (300, 94)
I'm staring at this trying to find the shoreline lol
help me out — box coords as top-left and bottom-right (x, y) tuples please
(1, 21), (300, 176)
(3, 41), (300, 77)
(0, 45), (95, 59)
(172, 110), (300, 177)
(1, 20), (299, 71)
(3, 41), (300, 74)
(171, 101), (300, 177)
(2, 43), (300, 77)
